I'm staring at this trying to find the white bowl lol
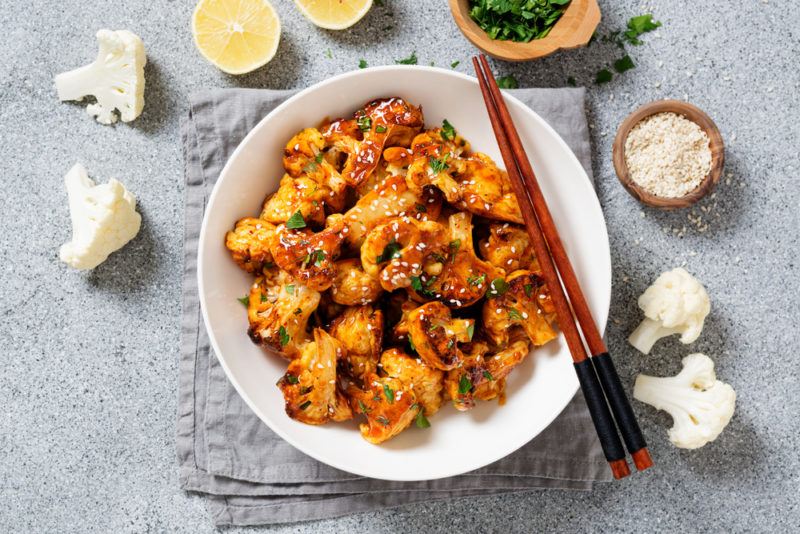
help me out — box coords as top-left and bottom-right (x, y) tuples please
(197, 66), (611, 481)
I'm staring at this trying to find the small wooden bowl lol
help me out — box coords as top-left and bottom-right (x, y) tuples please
(612, 100), (724, 209)
(448, 0), (600, 62)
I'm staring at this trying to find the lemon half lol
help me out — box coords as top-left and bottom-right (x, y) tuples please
(293, 0), (373, 30)
(192, 0), (281, 75)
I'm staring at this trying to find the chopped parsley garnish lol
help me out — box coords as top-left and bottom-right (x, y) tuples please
(524, 283), (533, 297)
(468, 0), (570, 43)
(467, 323), (475, 341)
(446, 338), (455, 350)
(483, 370), (495, 381)
(614, 54), (635, 73)
(415, 203), (427, 213)
(312, 250), (326, 267)
(299, 385), (313, 395)
(595, 69), (613, 84)
(358, 59), (368, 69)
(237, 295), (249, 306)
(260, 293), (268, 303)
(324, 48), (332, 59)
(429, 154), (450, 173)
(624, 14), (661, 45)
(293, 307), (302, 315)
(375, 125), (387, 134)
(450, 60), (460, 69)
(278, 326), (290, 347)
(467, 273), (486, 287)
(415, 408), (431, 428)
(508, 307), (523, 321)
(358, 400), (371, 413)
(383, 384), (395, 404)
(286, 210), (307, 229)
(487, 278), (509, 297)
(376, 415), (391, 426)
(285, 284), (295, 295)
(441, 119), (456, 141)
(410, 275), (436, 297)
(410, 276), (424, 292)
(567, 76), (576, 87)
(357, 115), (372, 132)
(449, 239), (461, 251)
(376, 240), (403, 263)
(395, 51), (418, 65)
(284, 374), (300, 384)
(315, 153), (324, 164)
(496, 75), (519, 89)
(408, 335), (417, 353)
(299, 400), (312, 410)
(458, 374), (472, 395)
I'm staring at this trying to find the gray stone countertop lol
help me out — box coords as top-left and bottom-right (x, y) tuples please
(1, 0), (798, 531)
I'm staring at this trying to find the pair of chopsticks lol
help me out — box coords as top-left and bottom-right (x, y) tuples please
(472, 55), (653, 479)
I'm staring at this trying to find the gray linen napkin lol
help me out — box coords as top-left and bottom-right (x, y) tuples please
(177, 87), (610, 527)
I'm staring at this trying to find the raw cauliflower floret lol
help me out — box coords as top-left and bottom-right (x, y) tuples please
(55, 29), (146, 124)
(59, 163), (141, 270)
(634, 353), (735, 449)
(629, 267), (710, 354)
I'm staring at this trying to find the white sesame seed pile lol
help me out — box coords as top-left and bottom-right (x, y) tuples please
(624, 112), (712, 198)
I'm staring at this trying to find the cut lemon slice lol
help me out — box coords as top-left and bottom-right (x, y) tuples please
(293, 0), (373, 30)
(192, 0), (281, 75)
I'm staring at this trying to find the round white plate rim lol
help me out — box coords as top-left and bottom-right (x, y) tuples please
(197, 65), (611, 481)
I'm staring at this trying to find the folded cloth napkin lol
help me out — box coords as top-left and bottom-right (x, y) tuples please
(177, 87), (610, 527)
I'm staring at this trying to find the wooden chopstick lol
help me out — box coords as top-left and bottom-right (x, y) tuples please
(473, 56), (652, 478)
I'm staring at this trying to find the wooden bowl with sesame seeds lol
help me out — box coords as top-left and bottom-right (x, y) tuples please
(612, 100), (724, 209)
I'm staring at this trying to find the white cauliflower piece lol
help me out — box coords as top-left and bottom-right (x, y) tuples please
(55, 29), (146, 124)
(628, 267), (710, 354)
(634, 353), (735, 449)
(59, 164), (142, 270)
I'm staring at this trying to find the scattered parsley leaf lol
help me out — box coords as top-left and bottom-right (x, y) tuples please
(508, 307), (523, 321)
(450, 60), (460, 68)
(358, 400), (371, 413)
(376, 240), (403, 263)
(614, 55), (635, 73)
(441, 119), (456, 141)
(595, 69), (613, 84)
(285, 284), (295, 295)
(408, 335), (416, 353)
(415, 408), (431, 428)
(429, 154), (450, 173)
(260, 293), (268, 303)
(315, 153), (324, 164)
(467, 323), (475, 341)
(468, 0), (569, 43)
(449, 239), (461, 251)
(496, 75), (519, 89)
(312, 250), (326, 267)
(237, 295), (249, 306)
(284, 374), (299, 385)
(483, 370), (495, 381)
(278, 326), (290, 347)
(286, 210), (307, 229)
(468, 273), (486, 287)
(567, 76), (576, 87)
(299, 400), (312, 410)
(446, 338), (455, 350)
(395, 51), (418, 65)
(376, 415), (391, 426)
(299, 385), (313, 395)
(524, 283), (533, 297)
(458, 374), (472, 395)
(358, 59), (368, 69)
(487, 278), (509, 297)
(415, 203), (427, 213)
(375, 125), (387, 134)
(624, 14), (661, 45)
(293, 307), (302, 315)
(324, 48), (332, 59)
(410, 276), (424, 292)
(383, 384), (395, 404)
(357, 115), (372, 132)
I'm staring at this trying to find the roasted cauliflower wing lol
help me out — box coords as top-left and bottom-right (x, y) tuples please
(260, 174), (330, 226)
(247, 270), (320, 358)
(342, 98), (424, 187)
(483, 270), (558, 348)
(330, 258), (383, 306)
(282, 127), (349, 212)
(329, 305), (384, 382)
(406, 301), (473, 371)
(347, 374), (418, 444)
(268, 218), (348, 291)
(225, 217), (276, 273)
(418, 212), (502, 308)
(379, 348), (444, 416)
(277, 328), (353, 425)
(445, 338), (530, 410)
(478, 222), (537, 274)
(360, 216), (448, 292)
(452, 153), (522, 224)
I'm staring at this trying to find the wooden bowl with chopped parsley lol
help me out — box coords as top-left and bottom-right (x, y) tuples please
(449, 0), (601, 61)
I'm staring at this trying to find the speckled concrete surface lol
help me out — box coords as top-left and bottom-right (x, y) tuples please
(1, 0), (798, 532)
